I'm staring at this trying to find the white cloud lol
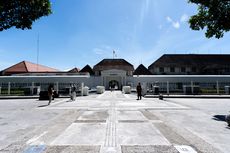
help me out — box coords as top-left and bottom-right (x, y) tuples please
(166, 16), (180, 29)
(166, 16), (173, 22)
(180, 14), (189, 23)
(92, 45), (121, 59)
(93, 48), (104, 55)
(173, 22), (180, 29)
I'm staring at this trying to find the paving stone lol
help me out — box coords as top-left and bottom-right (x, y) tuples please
(51, 123), (106, 145)
(121, 145), (179, 153)
(117, 123), (170, 145)
(74, 120), (106, 123)
(77, 110), (109, 121)
(44, 145), (100, 153)
(117, 111), (147, 121)
(140, 110), (159, 120)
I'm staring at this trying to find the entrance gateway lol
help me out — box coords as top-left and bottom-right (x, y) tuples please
(101, 69), (127, 90)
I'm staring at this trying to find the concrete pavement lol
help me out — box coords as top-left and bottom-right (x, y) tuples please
(0, 91), (230, 153)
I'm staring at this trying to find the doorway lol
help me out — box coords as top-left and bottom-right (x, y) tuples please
(109, 80), (119, 90)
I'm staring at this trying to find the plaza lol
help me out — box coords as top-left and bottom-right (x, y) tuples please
(0, 91), (230, 153)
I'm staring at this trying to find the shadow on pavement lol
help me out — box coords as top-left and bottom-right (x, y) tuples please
(38, 104), (49, 107)
(213, 115), (226, 122)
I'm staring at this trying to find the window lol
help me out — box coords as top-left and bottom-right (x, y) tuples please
(127, 71), (133, 76)
(170, 67), (175, 72)
(225, 68), (230, 72)
(159, 67), (164, 73)
(181, 67), (186, 72)
(192, 67), (196, 72)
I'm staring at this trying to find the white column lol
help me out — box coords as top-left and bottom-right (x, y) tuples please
(8, 82), (11, 95)
(102, 76), (104, 86)
(191, 81), (194, 94)
(56, 82), (59, 94)
(69, 87), (71, 96)
(216, 81), (219, 94)
(81, 82), (84, 96)
(167, 81), (169, 95)
(31, 82), (34, 95)
(104, 77), (106, 88)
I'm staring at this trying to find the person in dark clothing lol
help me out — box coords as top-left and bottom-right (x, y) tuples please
(48, 84), (53, 105)
(71, 85), (76, 101)
(136, 82), (142, 100)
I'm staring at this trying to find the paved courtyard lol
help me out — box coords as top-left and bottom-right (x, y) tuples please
(0, 91), (230, 153)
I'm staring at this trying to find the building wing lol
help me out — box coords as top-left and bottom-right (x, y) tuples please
(1, 61), (59, 75)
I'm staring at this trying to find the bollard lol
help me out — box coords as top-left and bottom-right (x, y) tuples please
(226, 114), (230, 127)
(159, 94), (163, 100)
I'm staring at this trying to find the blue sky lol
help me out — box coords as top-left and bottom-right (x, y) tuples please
(1, 0), (230, 71)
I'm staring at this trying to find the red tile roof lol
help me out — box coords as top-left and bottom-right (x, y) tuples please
(2, 61), (59, 75)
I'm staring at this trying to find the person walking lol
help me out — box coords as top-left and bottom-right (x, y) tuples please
(71, 85), (76, 101)
(48, 84), (53, 105)
(136, 82), (142, 100)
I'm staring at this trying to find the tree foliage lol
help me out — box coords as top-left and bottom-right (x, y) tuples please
(0, 0), (51, 31)
(189, 0), (230, 39)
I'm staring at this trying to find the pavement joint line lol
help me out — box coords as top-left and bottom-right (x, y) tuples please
(74, 120), (106, 123)
(118, 120), (148, 123)
(26, 131), (48, 145)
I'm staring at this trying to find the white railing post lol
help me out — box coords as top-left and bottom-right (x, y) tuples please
(216, 81), (219, 94)
(191, 81), (194, 94)
(8, 82), (11, 95)
(167, 81), (169, 95)
(31, 82), (34, 95)
(56, 82), (59, 94)
(81, 82), (84, 96)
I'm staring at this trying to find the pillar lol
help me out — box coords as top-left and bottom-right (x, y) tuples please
(8, 82), (11, 95)
(191, 81), (194, 94)
(31, 82), (34, 95)
(167, 81), (169, 95)
(81, 82), (84, 96)
(56, 82), (59, 94)
(216, 81), (219, 94)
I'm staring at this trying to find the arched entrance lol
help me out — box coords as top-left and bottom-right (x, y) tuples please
(101, 69), (127, 90)
(109, 80), (119, 90)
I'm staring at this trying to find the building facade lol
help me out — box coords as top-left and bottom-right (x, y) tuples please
(93, 59), (134, 89)
(148, 54), (230, 75)
(1, 54), (230, 95)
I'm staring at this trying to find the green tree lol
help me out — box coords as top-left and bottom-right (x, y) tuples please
(0, 0), (51, 31)
(189, 0), (230, 39)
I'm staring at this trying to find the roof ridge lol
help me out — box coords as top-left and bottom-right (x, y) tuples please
(23, 61), (29, 72)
